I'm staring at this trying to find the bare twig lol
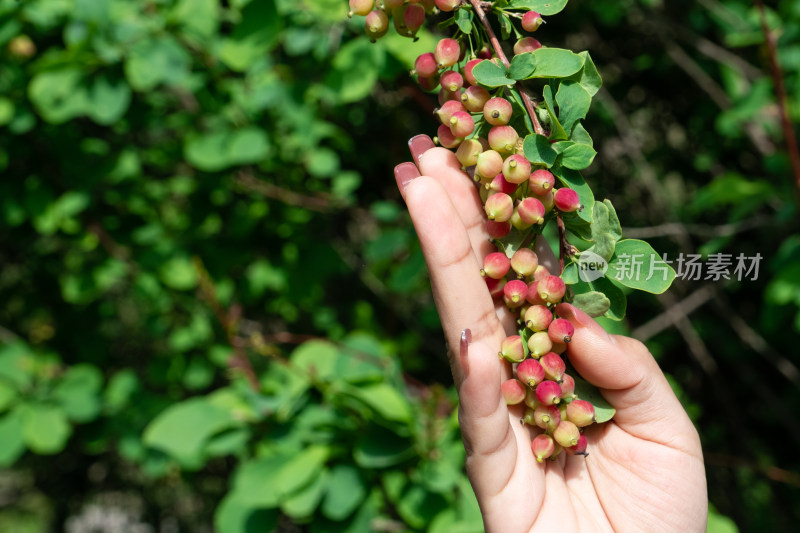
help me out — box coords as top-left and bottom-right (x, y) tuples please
(632, 284), (717, 344)
(622, 215), (772, 239)
(234, 171), (345, 213)
(192, 257), (261, 391)
(468, 0), (546, 136)
(755, 0), (800, 193)
(706, 452), (800, 488)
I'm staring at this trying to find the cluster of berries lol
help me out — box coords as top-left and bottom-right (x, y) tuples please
(348, 0), (597, 462)
(348, 0), (437, 41)
(492, 249), (596, 461)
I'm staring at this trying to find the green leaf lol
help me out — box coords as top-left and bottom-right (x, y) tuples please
(508, 53), (536, 80)
(274, 445), (331, 499)
(455, 8), (473, 34)
(572, 376), (616, 423)
(324, 37), (385, 104)
(171, 0), (219, 40)
(160, 256), (198, 290)
(0, 408), (26, 466)
(397, 485), (448, 529)
(472, 60), (513, 87)
(21, 403), (72, 454)
(227, 128), (270, 165)
(508, 0), (568, 16)
(282, 469), (329, 519)
(291, 339), (383, 383)
(214, 493), (279, 533)
(528, 48), (585, 78)
(124, 36), (192, 91)
(523, 134), (557, 167)
(28, 68), (89, 124)
(321, 464), (367, 521)
(342, 382), (413, 424)
(0, 97), (15, 126)
(86, 74), (131, 125)
(551, 164), (594, 222)
(354, 425), (415, 468)
(541, 85), (567, 140)
(571, 122), (593, 146)
(567, 51), (603, 96)
(219, 0), (281, 72)
(0, 380), (15, 413)
(559, 143), (597, 170)
(571, 291), (611, 317)
(52, 364), (103, 423)
(570, 275), (626, 321)
(601, 200), (622, 241)
(142, 397), (238, 466)
(499, 12), (513, 40)
(556, 81), (592, 135)
(606, 240), (676, 294)
(550, 141), (574, 154)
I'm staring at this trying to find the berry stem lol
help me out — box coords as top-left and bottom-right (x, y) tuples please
(468, 0), (546, 136)
(556, 213), (567, 274)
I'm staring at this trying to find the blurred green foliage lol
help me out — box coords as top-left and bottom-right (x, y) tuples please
(0, 0), (798, 531)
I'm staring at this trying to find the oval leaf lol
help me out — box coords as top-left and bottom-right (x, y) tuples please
(560, 143), (597, 170)
(508, 0), (568, 16)
(571, 291), (611, 317)
(606, 239), (677, 294)
(529, 48), (585, 79)
(472, 60), (512, 87)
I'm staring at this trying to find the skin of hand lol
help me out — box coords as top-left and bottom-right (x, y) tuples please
(393, 135), (708, 533)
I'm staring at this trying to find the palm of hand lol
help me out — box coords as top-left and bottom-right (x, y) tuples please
(395, 139), (707, 533)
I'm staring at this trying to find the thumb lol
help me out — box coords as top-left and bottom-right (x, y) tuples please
(556, 303), (700, 455)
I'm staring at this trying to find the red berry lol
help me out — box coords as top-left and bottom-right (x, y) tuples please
(566, 399), (596, 427)
(486, 173), (518, 195)
(524, 305), (552, 332)
(510, 248), (539, 277)
(521, 11), (544, 32)
(484, 192), (514, 222)
(540, 352), (566, 382)
(517, 197), (546, 225)
(365, 10), (389, 41)
(501, 154), (531, 184)
(435, 123), (462, 148)
(535, 380), (562, 406)
(463, 58), (483, 85)
(435, 0), (460, 12)
(503, 279), (528, 308)
(526, 281), (547, 306)
(475, 150), (504, 180)
(502, 379), (527, 405)
(548, 318), (575, 344)
(486, 220), (512, 239)
(514, 37), (542, 55)
(532, 434), (555, 463)
(488, 125), (519, 154)
(441, 70), (464, 92)
(529, 169), (555, 195)
(533, 404), (561, 432)
(559, 373), (576, 400)
(455, 138), (483, 167)
(461, 85), (490, 112)
(483, 97), (513, 126)
(348, 0), (374, 17)
(481, 251), (511, 279)
(499, 335), (525, 363)
(554, 188), (582, 212)
(435, 38), (461, 68)
(449, 111), (475, 138)
(414, 52), (438, 78)
(527, 331), (552, 359)
(485, 276), (506, 299)
(517, 358), (545, 387)
(435, 100), (467, 124)
(565, 433), (588, 456)
(538, 275), (566, 304)
(553, 420), (580, 448)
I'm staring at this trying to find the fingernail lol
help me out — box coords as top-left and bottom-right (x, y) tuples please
(460, 328), (472, 379)
(555, 303), (589, 328)
(394, 162), (420, 195)
(409, 134), (435, 167)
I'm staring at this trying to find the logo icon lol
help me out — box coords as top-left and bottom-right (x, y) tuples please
(577, 250), (608, 282)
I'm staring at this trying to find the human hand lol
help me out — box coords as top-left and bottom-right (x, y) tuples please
(394, 135), (708, 533)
